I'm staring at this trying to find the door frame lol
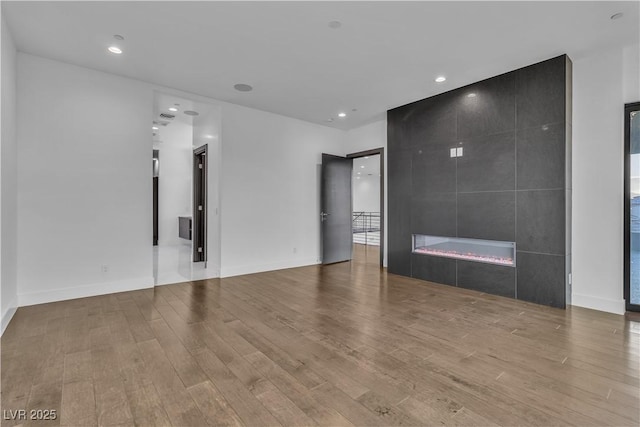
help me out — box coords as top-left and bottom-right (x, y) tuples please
(193, 144), (208, 264)
(625, 102), (640, 312)
(347, 148), (385, 267)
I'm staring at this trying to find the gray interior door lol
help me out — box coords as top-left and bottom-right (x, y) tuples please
(321, 153), (353, 264)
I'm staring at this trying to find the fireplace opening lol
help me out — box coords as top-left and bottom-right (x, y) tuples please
(412, 234), (516, 267)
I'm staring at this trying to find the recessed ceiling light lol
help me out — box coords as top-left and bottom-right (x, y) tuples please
(234, 83), (253, 92)
(338, 112), (347, 118)
(184, 110), (199, 116)
(611, 12), (624, 20)
(328, 21), (342, 29)
(204, 134), (214, 139)
(356, 177), (360, 179)
(113, 34), (125, 41)
(168, 107), (178, 112)
(152, 126), (159, 130)
(364, 156), (369, 159)
(326, 118), (334, 122)
(435, 76), (446, 83)
(467, 93), (477, 98)
(357, 172), (361, 175)
(108, 46), (122, 54)
(360, 165), (365, 169)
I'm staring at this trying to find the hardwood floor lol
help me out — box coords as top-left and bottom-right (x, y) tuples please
(2, 244), (639, 426)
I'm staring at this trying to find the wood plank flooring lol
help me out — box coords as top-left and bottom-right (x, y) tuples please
(2, 244), (639, 426)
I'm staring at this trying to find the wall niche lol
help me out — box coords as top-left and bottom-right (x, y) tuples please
(388, 55), (572, 308)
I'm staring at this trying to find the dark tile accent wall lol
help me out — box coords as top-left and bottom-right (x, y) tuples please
(457, 192), (516, 242)
(516, 252), (566, 307)
(516, 189), (565, 255)
(412, 254), (456, 286)
(457, 132), (515, 192)
(387, 147), (412, 276)
(457, 261), (516, 298)
(387, 55), (572, 308)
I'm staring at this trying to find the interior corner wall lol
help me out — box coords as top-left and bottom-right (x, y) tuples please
(345, 120), (388, 266)
(571, 44), (639, 315)
(1, 15), (18, 334)
(219, 104), (345, 277)
(16, 53), (154, 306)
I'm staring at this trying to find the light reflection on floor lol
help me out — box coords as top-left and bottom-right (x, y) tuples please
(153, 244), (218, 286)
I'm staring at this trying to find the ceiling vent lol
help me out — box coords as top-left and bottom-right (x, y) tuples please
(159, 113), (175, 120)
(153, 120), (171, 127)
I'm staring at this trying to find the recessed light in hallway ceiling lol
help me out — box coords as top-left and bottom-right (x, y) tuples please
(184, 110), (199, 116)
(338, 112), (346, 118)
(168, 107), (178, 112)
(107, 46), (122, 54)
(435, 76), (446, 83)
(611, 12), (624, 20)
(234, 83), (253, 92)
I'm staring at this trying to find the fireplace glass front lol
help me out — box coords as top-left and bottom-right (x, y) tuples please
(412, 234), (516, 267)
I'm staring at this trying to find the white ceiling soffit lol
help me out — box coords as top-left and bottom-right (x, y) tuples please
(3, 1), (639, 130)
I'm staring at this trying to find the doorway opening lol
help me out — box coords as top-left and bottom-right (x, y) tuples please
(625, 102), (640, 312)
(320, 148), (384, 267)
(193, 145), (207, 264)
(348, 149), (384, 267)
(151, 92), (221, 285)
(352, 153), (381, 253)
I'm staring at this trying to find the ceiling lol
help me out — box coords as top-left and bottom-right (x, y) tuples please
(153, 92), (221, 146)
(3, 1), (638, 130)
(353, 155), (381, 177)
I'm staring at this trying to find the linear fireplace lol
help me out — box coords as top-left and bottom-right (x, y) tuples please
(412, 234), (516, 267)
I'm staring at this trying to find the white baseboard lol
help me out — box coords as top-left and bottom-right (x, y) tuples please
(571, 293), (626, 315)
(1, 298), (18, 336)
(221, 258), (320, 278)
(18, 276), (154, 307)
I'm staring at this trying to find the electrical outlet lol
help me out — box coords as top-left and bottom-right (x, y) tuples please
(101, 264), (109, 273)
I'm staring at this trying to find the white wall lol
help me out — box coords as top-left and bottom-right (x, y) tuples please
(17, 54), (154, 305)
(572, 43), (639, 314)
(154, 117), (192, 246)
(14, 52), (347, 306)
(1, 15), (18, 333)
(345, 120), (388, 266)
(219, 104), (345, 277)
(353, 174), (380, 212)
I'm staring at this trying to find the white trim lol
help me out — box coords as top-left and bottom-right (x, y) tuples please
(1, 299), (18, 335)
(18, 276), (154, 307)
(571, 293), (626, 315)
(220, 258), (320, 278)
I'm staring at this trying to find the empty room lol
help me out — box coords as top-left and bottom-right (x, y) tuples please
(1, 1), (639, 426)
